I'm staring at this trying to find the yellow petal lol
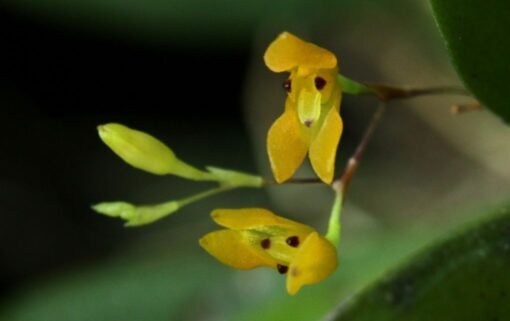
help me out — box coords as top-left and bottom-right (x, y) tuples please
(199, 230), (276, 269)
(264, 32), (337, 73)
(267, 110), (309, 183)
(309, 108), (343, 184)
(211, 208), (314, 234)
(286, 232), (338, 295)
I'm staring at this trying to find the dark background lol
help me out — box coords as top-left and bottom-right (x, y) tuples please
(0, 7), (252, 297)
(2, 1), (510, 320)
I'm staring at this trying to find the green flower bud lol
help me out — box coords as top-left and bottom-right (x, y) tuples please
(92, 201), (179, 226)
(98, 123), (209, 179)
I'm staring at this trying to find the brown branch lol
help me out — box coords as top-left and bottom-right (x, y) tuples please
(334, 102), (386, 195)
(366, 84), (470, 102)
(450, 101), (482, 115)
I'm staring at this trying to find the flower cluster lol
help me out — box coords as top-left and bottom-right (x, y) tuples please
(94, 32), (343, 295)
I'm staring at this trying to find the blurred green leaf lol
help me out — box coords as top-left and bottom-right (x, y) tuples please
(430, 0), (510, 122)
(0, 255), (226, 321)
(329, 207), (510, 321)
(2, 0), (351, 45)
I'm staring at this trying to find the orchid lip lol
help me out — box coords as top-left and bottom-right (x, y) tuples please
(297, 89), (322, 128)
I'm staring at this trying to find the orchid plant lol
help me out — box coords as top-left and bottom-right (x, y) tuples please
(93, 32), (472, 295)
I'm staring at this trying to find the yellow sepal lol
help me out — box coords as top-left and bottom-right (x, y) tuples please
(211, 208), (314, 234)
(264, 32), (337, 73)
(199, 230), (276, 270)
(286, 232), (338, 295)
(309, 108), (343, 184)
(267, 110), (309, 183)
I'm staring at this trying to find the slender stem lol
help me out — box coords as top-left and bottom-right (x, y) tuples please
(339, 73), (471, 102)
(325, 102), (387, 246)
(338, 102), (386, 194)
(325, 192), (343, 246)
(178, 186), (234, 207)
(366, 84), (470, 102)
(338, 74), (376, 95)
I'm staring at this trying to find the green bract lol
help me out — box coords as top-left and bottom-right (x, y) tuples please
(92, 201), (180, 227)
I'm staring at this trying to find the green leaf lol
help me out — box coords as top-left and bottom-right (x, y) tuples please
(0, 255), (226, 321)
(329, 207), (510, 321)
(430, 0), (510, 122)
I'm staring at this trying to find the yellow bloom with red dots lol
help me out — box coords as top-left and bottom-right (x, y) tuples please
(264, 32), (343, 184)
(199, 208), (338, 295)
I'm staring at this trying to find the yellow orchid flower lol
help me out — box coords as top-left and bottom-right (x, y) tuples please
(199, 208), (338, 295)
(264, 32), (343, 184)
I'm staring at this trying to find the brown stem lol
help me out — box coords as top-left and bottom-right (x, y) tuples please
(450, 101), (482, 115)
(366, 84), (470, 102)
(334, 102), (386, 195)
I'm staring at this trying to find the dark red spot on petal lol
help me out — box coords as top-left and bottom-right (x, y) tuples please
(283, 79), (291, 92)
(286, 236), (300, 247)
(315, 77), (327, 90)
(277, 264), (289, 274)
(261, 238), (271, 249)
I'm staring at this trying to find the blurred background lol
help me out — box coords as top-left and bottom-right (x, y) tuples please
(1, 0), (510, 320)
